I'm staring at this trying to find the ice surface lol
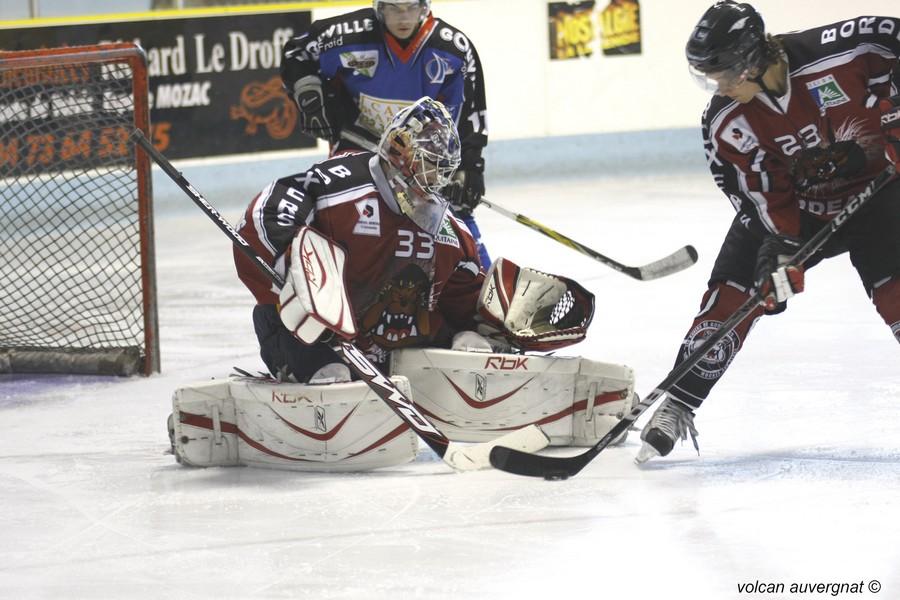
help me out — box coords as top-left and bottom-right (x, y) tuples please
(2, 171), (898, 599)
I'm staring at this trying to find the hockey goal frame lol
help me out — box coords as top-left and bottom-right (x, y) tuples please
(0, 42), (159, 376)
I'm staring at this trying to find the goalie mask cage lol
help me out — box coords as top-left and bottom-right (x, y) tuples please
(0, 43), (159, 376)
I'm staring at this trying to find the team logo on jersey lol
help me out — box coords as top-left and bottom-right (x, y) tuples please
(357, 93), (413, 134)
(340, 50), (379, 77)
(353, 199), (381, 236)
(434, 217), (460, 248)
(425, 55), (454, 84)
(805, 75), (850, 109)
(361, 264), (432, 348)
(722, 115), (759, 153)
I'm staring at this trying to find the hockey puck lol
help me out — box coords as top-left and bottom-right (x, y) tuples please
(543, 471), (569, 481)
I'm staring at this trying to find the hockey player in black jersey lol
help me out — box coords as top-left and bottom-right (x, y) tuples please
(637, 2), (900, 463)
(280, 0), (492, 267)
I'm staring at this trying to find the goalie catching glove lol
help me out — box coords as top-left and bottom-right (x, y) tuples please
(477, 257), (595, 351)
(279, 227), (357, 344)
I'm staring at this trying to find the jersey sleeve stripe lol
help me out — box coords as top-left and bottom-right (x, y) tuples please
(252, 181), (278, 256)
(316, 183), (379, 209)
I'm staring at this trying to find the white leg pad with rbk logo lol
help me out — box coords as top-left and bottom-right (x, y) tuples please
(279, 227), (357, 344)
(171, 377), (417, 471)
(390, 348), (637, 446)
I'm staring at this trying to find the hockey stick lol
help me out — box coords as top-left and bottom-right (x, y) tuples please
(132, 130), (549, 472)
(489, 167), (897, 479)
(480, 198), (698, 280)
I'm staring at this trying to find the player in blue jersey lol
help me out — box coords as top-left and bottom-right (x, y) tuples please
(280, 0), (491, 266)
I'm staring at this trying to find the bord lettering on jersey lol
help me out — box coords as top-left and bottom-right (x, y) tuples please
(821, 17), (898, 44)
(484, 356), (529, 370)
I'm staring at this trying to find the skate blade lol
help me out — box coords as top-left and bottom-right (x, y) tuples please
(634, 442), (661, 465)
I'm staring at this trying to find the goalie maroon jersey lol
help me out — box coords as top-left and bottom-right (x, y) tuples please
(234, 151), (484, 363)
(703, 16), (900, 237)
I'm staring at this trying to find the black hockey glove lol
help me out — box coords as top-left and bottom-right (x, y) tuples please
(444, 152), (485, 216)
(880, 95), (900, 172)
(754, 234), (805, 313)
(292, 75), (339, 142)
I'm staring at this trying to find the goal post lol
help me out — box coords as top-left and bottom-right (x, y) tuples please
(0, 42), (159, 376)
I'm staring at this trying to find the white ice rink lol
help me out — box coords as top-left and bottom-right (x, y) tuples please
(2, 170), (898, 599)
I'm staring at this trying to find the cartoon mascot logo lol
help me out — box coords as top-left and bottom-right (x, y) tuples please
(229, 76), (297, 140)
(362, 264), (432, 348)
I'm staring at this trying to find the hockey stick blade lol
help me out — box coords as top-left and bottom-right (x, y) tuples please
(634, 245), (698, 280)
(489, 167), (897, 479)
(481, 199), (698, 281)
(490, 445), (598, 480)
(445, 426), (551, 471)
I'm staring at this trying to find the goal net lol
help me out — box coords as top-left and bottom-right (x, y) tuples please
(0, 43), (159, 376)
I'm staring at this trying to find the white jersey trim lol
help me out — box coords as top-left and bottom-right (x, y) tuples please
(707, 102), (778, 234)
(315, 183), (379, 210)
(252, 181), (278, 257)
(791, 43), (897, 78)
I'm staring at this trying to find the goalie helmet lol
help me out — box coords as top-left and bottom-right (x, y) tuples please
(378, 97), (461, 232)
(374, 0), (431, 25)
(685, 1), (767, 92)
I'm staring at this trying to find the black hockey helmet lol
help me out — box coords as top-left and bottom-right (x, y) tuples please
(686, 1), (767, 91)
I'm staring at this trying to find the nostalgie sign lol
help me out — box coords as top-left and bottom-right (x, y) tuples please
(0, 10), (314, 160)
(547, 0), (642, 60)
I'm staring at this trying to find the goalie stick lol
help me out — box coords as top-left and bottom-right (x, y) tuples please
(480, 198), (698, 281)
(132, 130), (549, 472)
(489, 166), (897, 479)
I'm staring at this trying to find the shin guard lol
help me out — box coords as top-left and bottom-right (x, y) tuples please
(668, 281), (764, 409)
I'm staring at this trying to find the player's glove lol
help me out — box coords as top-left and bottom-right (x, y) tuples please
(292, 75), (339, 142)
(879, 95), (900, 172)
(444, 152), (485, 216)
(754, 234), (805, 313)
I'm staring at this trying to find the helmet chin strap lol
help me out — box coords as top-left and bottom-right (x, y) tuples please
(750, 55), (789, 115)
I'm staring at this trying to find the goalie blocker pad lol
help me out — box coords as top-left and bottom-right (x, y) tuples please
(278, 226), (357, 344)
(171, 376), (418, 472)
(391, 348), (636, 446)
(478, 257), (595, 351)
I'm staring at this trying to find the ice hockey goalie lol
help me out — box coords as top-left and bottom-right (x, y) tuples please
(168, 255), (636, 472)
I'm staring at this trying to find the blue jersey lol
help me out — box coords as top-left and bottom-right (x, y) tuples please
(281, 8), (488, 157)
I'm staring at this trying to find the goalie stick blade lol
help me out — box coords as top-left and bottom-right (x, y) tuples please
(444, 425), (551, 472)
(634, 245), (698, 281)
(489, 445), (599, 479)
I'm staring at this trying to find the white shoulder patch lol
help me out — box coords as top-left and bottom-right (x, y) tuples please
(352, 198), (381, 236)
(434, 216), (461, 248)
(721, 115), (759, 153)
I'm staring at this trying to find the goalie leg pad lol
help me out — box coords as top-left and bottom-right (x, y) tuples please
(171, 377), (418, 471)
(390, 348), (635, 447)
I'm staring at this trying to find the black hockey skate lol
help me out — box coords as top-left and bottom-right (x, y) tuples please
(635, 398), (699, 464)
